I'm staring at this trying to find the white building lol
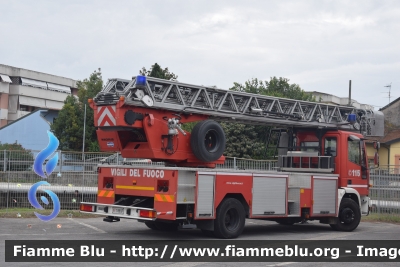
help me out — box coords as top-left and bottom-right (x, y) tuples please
(307, 91), (374, 110)
(0, 64), (78, 127)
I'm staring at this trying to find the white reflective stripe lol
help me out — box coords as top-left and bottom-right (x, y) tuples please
(98, 106), (116, 125)
(157, 211), (173, 215)
(253, 174), (288, 177)
(347, 185), (368, 188)
(0, 74), (12, 83)
(217, 172), (252, 176)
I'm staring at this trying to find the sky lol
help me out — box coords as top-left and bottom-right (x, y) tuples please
(1, 0), (399, 110)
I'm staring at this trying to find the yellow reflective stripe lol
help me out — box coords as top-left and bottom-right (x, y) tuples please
(116, 185), (154, 191)
(154, 194), (175, 202)
(98, 190), (114, 197)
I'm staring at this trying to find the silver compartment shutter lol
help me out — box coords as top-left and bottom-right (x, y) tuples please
(312, 178), (337, 215)
(252, 177), (287, 215)
(196, 174), (215, 218)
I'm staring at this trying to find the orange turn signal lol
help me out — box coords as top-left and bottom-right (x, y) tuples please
(88, 98), (93, 103)
(120, 96), (125, 101)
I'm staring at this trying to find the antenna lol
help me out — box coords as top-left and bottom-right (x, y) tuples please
(383, 83), (392, 104)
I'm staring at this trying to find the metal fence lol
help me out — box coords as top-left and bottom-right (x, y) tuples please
(1, 149), (399, 217)
(370, 168), (400, 215)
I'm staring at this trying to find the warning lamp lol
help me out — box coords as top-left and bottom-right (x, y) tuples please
(80, 204), (94, 212)
(136, 75), (147, 87)
(88, 98), (93, 103)
(140, 210), (156, 218)
(347, 114), (356, 124)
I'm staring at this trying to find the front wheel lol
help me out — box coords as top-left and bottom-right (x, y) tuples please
(214, 198), (245, 239)
(330, 198), (361, 231)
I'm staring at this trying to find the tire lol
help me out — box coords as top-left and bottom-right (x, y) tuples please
(144, 221), (158, 230)
(214, 198), (245, 239)
(329, 198), (361, 232)
(190, 120), (226, 162)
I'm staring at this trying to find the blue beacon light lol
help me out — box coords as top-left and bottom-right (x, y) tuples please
(136, 75), (147, 87)
(347, 114), (356, 124)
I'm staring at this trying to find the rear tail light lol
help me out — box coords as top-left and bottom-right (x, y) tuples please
(140, 210), (156, 218)
(80, 204), (94, 212)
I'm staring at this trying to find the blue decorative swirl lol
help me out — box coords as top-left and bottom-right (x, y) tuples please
(34, 131), (59, 178)
(28, 181), (60, 222)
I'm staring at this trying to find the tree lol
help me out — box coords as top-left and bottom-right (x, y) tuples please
(0, 142), (34, 171)
(231, 77), (314, 101)
(51, 69), (103, 151)
(224, 77), (315, 159)
(140, 63), (178, 81)
(140, 63), (195, 132)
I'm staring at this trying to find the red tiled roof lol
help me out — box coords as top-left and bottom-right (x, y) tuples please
(376, 129), (400, 144)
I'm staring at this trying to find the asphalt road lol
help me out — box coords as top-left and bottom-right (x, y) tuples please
(1, 217), (400, 267)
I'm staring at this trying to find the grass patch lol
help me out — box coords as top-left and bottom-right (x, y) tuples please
(0, 208), (98, 218)
(362, 213), (400, 224)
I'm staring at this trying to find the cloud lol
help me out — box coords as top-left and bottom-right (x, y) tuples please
(0, 0), (399, 109)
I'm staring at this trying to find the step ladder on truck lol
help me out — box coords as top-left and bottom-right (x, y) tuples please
(80, 75), (384, 238)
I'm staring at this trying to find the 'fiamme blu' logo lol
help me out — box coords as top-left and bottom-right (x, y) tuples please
(28, 131), (61, 222)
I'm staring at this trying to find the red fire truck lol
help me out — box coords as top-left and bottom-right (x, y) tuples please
(80, 76), (383, 238)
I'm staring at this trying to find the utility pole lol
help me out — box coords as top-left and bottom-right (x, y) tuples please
(348, 80), (352, 106)
(82, 104), (87, 160)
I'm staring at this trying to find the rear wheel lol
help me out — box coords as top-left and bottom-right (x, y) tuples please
(330, 198), (361, 231)
(214, 198), (245, 239)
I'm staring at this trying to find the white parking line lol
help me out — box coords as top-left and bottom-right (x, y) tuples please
(305, 232), (355, 240)
(0, 233), (78, 236)
(67, 218), (106, 233)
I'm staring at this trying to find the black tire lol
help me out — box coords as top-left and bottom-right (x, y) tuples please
(214, 198), (245, 239)
(201, 229), (215, 237)
(190, 120), (226, 162)
(145, 221), (158, 230)
(330, 198), (361, 232)
(154, 221), (179, 231)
